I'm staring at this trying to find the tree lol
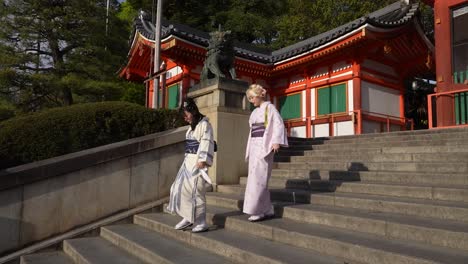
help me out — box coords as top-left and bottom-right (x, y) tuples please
(274, 0), (397, 49)
(120, 0), (228, 33)
(0, 0), (130, 112)
(211, 0), (286, 46)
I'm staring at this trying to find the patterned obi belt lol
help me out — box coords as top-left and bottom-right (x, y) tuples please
(251, 123), (266, 138)
(185, 139), (199, 154)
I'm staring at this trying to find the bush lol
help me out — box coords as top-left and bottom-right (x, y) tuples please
(0, 101), (185, 169)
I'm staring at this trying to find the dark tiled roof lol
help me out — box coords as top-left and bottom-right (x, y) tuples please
(133, 1), (419, 64)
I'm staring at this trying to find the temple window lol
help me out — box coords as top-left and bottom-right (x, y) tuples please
(279, 93), (301, 120)
(317, 83), (347, 115)
(167, 83), (180, 109)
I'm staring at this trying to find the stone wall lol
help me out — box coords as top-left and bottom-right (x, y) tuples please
(0, 126), (187, 255)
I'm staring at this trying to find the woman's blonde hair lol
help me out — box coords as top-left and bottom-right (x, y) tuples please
(246, 84), (267, 98)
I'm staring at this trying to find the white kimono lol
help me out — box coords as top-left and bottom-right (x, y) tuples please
(243, 101), (288, 215)
(167, 117), (215, 223)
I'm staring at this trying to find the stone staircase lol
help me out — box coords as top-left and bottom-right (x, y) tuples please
(21, 128), (468, 264)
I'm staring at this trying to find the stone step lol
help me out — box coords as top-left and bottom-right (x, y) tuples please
(134, 213), (348, 264)
(301, 140), (466, 151)
(288, 127), (468, 142)
(298, 146), (468, 157)
(215, 185), (313, 204)
(20, 252), (73, 264)
(289, 131), (468, 145)
(281, 204), (468, 251)
(309, 192), (468, 223)
(100, 224), (230, 263)
(206, 192), (245, 210)
(63, 237), (144, 264)
(273, 155), (292, 162)
(332, 181), (468, 202)
(211, 209), (468, 264)
(291, 152), (468, 163)
(283, 145), (313, 151)
(274, 161), (468, 173)
(206, 190), (307, 212)
(239, 177), (468, 202)
(239, 176), (336, 191)
(268, 170), (468, 186)
(276, 149), (305, 156)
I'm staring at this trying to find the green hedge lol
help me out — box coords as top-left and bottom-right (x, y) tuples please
(0, 101), (185, 169)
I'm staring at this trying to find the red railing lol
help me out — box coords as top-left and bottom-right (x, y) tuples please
(427, 87), (468, 129)
(283, 110), (413, 138)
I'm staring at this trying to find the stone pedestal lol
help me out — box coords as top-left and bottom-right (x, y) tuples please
(188, 78), (250, 188)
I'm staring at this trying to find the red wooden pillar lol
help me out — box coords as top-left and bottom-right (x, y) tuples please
(304, 72), (312, 138)
(182, 65), (191, 102)
(399, 78), (405, 130)
(434, 0), (454, 126)
(149, 80), (155, 108)
(433, 0), (467, 127)
(306, 88), (312, 138)
(352, 59), (362, 134)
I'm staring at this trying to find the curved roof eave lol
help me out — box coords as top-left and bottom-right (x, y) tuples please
(129, 1), (420, 65)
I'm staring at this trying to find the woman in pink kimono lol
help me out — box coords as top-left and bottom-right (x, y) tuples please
(244, 84), (288, 221)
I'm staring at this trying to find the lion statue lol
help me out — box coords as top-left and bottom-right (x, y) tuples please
(201, 30), (237, 81)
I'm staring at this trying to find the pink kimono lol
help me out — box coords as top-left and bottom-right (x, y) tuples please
(243, 101), (288, 215)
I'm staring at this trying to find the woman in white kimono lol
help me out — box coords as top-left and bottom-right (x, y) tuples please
(244, 84), (288, 221)
(167, 98), (215, 233)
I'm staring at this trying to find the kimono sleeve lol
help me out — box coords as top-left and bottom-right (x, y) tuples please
(269, 104), (288, 147)
(197, 121), (215, 166)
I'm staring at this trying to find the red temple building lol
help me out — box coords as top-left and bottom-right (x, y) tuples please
(423, 0), (468, 128)
(120, 0), (435, 138)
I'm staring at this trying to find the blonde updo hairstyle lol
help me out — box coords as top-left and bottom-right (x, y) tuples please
(246, 84), (267, 99)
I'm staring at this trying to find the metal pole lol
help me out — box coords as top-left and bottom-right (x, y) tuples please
(152, 0), (163, 109)
(105, 0), (110, 51)
(105, 0), (110, 36)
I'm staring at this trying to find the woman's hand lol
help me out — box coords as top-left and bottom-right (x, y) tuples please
(197, 161), (207, 169)
(272, 144), (280, 153)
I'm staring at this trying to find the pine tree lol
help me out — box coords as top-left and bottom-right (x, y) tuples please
(0, 0), (130, 112)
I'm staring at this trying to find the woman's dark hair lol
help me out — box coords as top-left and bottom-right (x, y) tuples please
(180, 97), (204, 130)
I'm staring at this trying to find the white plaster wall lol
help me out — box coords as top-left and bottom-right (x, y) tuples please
(302, 90), (307, 118)
(334, 121), (354, 136)
(362, 121), (403, 134)
(391, 124), (402, 132)
(311, 88), (316, 120)
(362, 120), (381, 134)
(347, 80), (354, 112)
(166, 66), (182, 79)
(313, 124), (329, 137)
(361, 81), (400, 117)
(291, 126), (306, 138)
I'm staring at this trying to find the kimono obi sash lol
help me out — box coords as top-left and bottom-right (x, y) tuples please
(251, 123), (266, 137)
(185, 139), (199, 154)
